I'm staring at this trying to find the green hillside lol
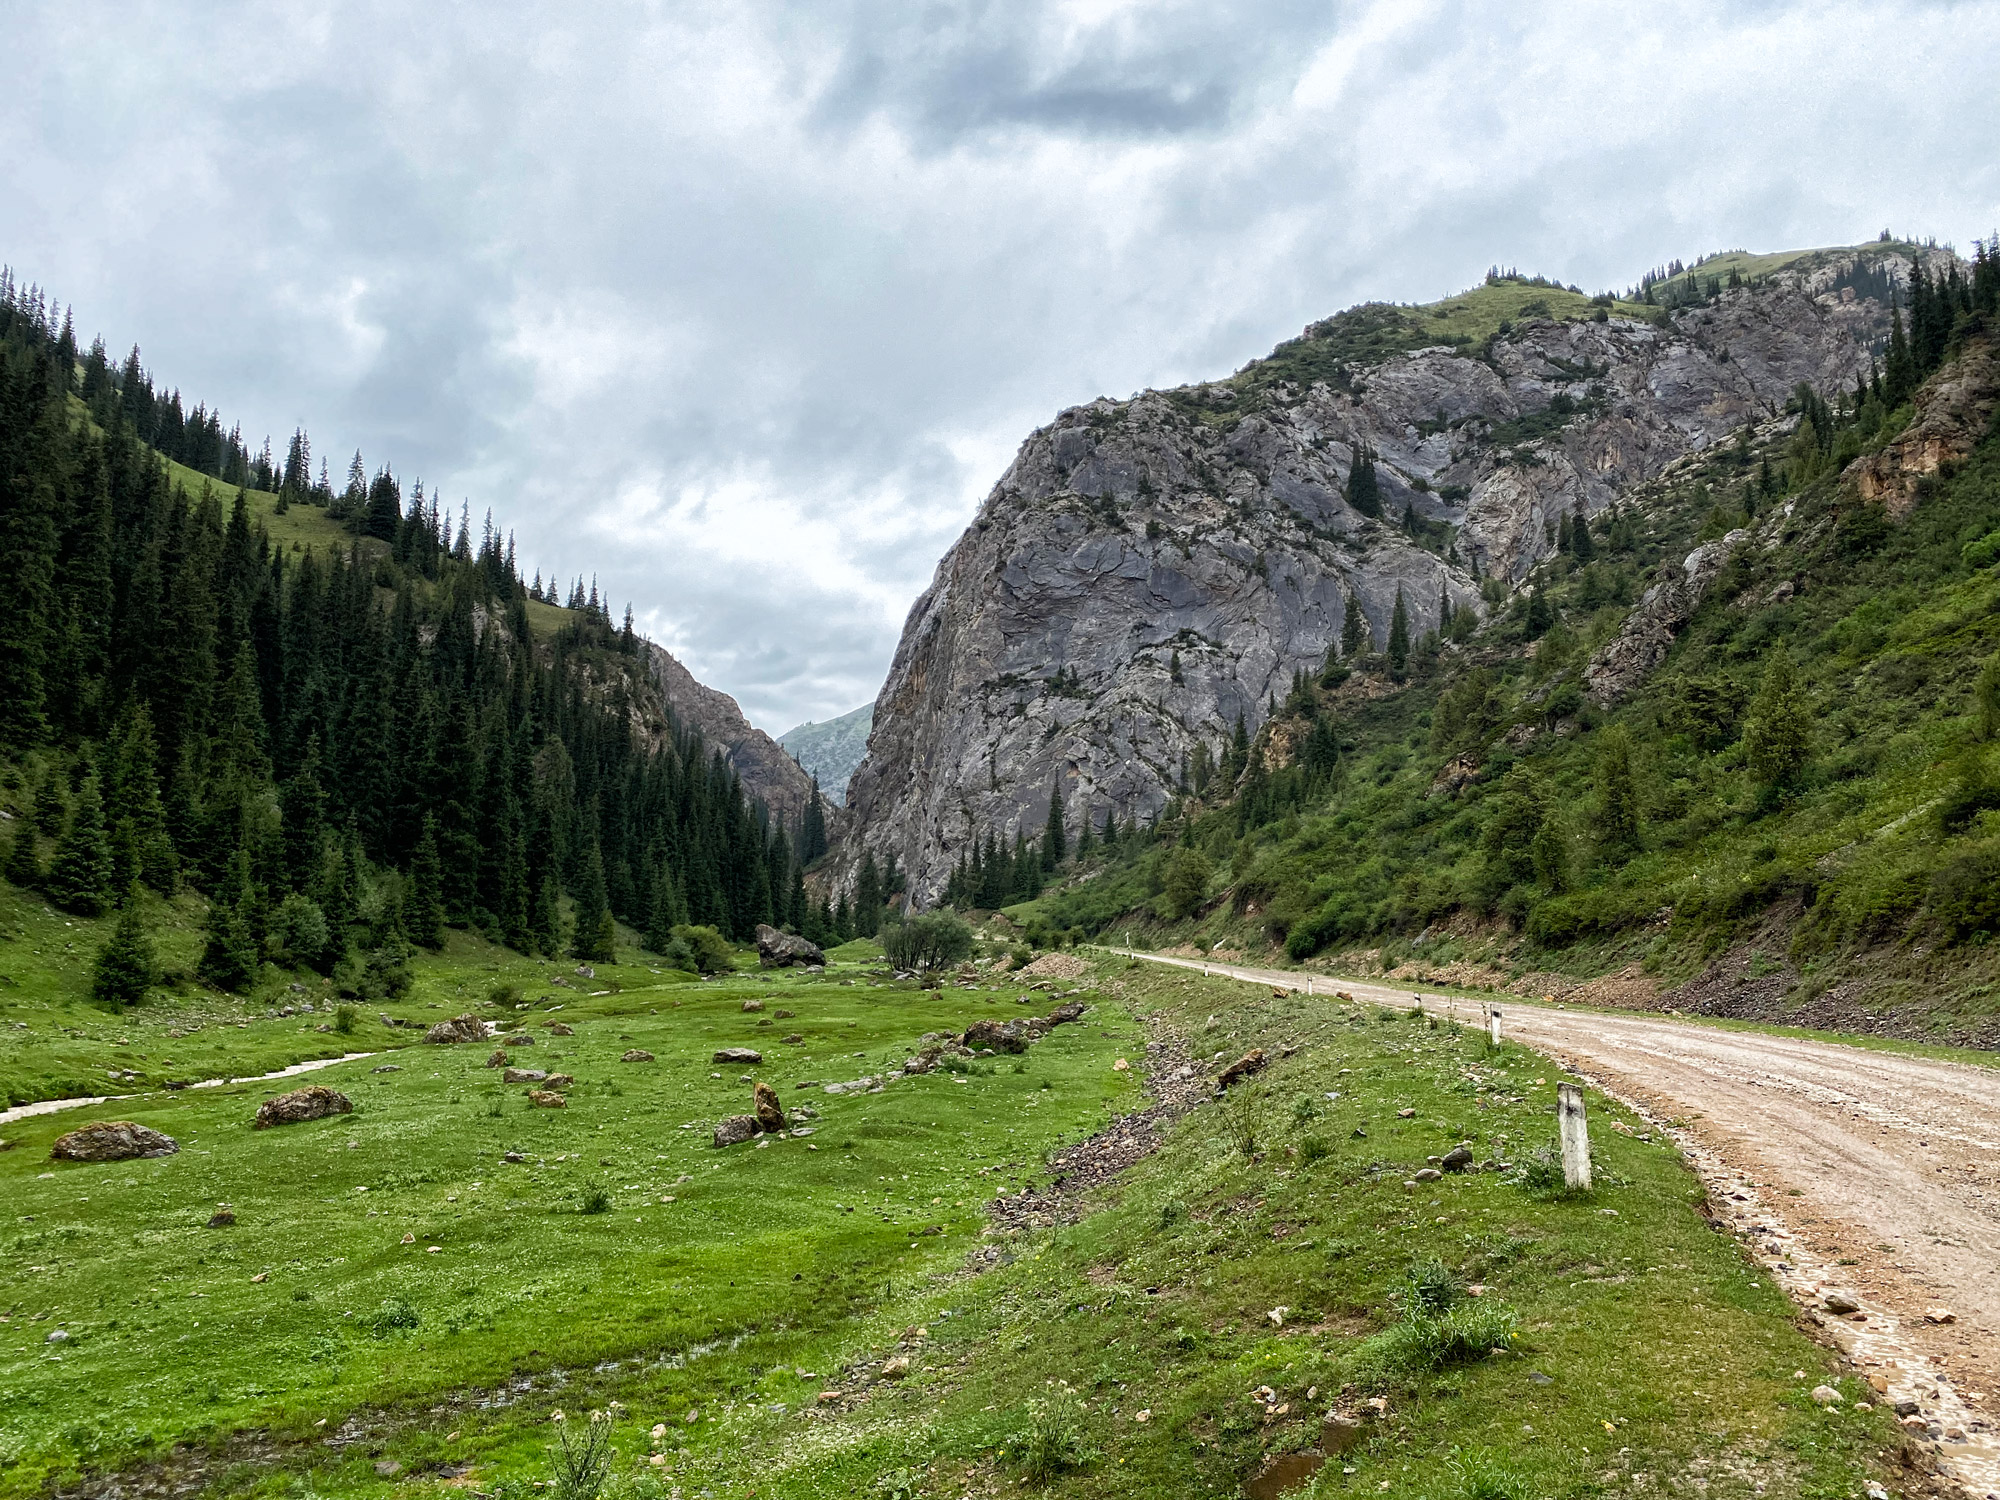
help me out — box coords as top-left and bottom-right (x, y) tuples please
(1009, 251), (2000, 1047)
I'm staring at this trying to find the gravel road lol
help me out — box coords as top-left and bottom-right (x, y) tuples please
(1123, 951), (2000, 1497)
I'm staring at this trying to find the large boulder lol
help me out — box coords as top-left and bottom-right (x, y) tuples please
(424, 1013), (487, 1045)
(753, 1081), (787, 1134)
(49, 1120), (178, 1162)
(713, 1047), (763, 1065)
(252, 1085), (354, 1130)
(961, 1018), (1029, 1054)
(1046, 1001), (1086, 1026)
(756, 924), (826, 968)
(713, 1114), (759, 1147)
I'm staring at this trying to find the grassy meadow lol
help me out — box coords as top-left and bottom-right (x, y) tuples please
(0, 945), (1904, 1500)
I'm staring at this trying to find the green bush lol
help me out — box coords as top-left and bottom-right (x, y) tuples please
(1357, 1295), (1517, 1380)
(1929, 840), (2000, 940)
(577, 1183), (612, 1215)
(1011, 1383), (1092, 1484)
(333, 1003), (357, 1035)
(668, 924), (735, 974)
(879, 909), (974, 971)
(360, 1297), (421, 1337)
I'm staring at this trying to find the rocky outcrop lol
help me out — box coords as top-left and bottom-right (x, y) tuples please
(845, 247), (1905, 902)
(1583, 529), (1748, 705)
(49, 1121), (178, 1161)
(252, 1085), (353, 1129)
(647, 644), (823, 824)
(779, 703), (874, 805)
(756, 924), (825, 968)
(1852, 337), (1999, 516)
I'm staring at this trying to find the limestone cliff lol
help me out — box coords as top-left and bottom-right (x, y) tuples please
(646, 644), (821, 826)
(847, 246), (1910, 903)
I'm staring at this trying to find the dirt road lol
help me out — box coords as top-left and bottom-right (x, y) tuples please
(1123, 951), (2000, 1496)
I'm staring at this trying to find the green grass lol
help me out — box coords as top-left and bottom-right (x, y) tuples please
(0, 946), (1138, 1496)
(0, 957), (1903, 1500)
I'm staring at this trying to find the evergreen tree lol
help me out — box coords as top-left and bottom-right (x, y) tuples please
(1884, 304), (1916, 407)
(91, 897), (156, 1007)
(1743, 645), (1812, 789)
(1592, 726), (1643, 859)
(1385, 587), (1410, 675)
(1346, 447), (1383, 518)
(1043, 784), (1067, 869)
(799, 784), (828, 863)
(407, 816), (447, 950)
(530, 868), (564, 957)
(197, 855), (259, 992)
(855, 850), (883, 938)
(1570, 505), (1595, 560)
(108, 705), (176, 894)
(46, 772), (114, 916)
(1525, 587), (1554, 639)
(6, 819), (41, 887)
(572, 839), (613, 961)
(1341, 593), (1367, 657)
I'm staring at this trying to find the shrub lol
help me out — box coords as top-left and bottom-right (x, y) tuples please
(1512, 1143), (1569, 1195)
(1218, 1083), (1262, 1159)
(1012, 1384), (1092, 1484)
(273, 893), (333, 972)
(668, 924), (735, 974)
(1297, 1134), (1331, 1165)
(1406, 1255), (1463, 1314)
(879, 909), (974, 971)
(1290, 1095), (1320, 1127)
(361, 1297), (421, 1337)
(577, 1183), (612, 1215)
(1929, 841), (2000, 940)
(333, 1003), (357, 1035)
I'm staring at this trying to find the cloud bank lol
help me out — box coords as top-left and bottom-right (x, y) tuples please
(3, 0), (1996, 729)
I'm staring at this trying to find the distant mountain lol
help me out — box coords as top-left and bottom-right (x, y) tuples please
(779, 704), (874, 805)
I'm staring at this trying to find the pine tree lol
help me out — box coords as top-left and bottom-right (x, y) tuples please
(1743, 645), (1812, 789)
(1884, 304), (1916, 407)
(1341, 594), (1367, 657)
(46, 772), (114, 916)
(572, 839), (613, 960)
(1525, 587), (1553, 639)
(407, 816), (446, 949)
(1570, 505), (1595, 560)
(1043, 784), (1067, 869)
(530, 868), (564, 956)
(855, 850), (883, 938)
(1386, 587), (1410, 675)
(1346, 447), (1383, 518)
(197, 854), (259, 992)
(92, 897), (156, 1008)
(5, 820), (41, 887)
(1592, 726), (1643, 859)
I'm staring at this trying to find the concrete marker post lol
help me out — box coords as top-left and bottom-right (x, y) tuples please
(1487, 1007), (1502, 1047)
(1558, 1082), (1592, 1191)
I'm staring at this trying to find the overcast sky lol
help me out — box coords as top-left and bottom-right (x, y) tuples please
(5, 1), (1997, 732)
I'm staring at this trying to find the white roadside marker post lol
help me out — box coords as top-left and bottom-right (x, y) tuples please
(1558, 1082), (1592, 1191)
(1487, 1007), (1502, 1047)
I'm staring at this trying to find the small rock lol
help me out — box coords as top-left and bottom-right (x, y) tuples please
(545, 1022), (574, 1036)
(252, 1085), (353, 1130)
(544, 1073), (574, 1088)
(742, 998), (765, 1012)
(503, 1068), (548, 1084)
(816, 1390), (843, 1404)
(621, 1049), (654, 1063)
(1821, 1290), (1859, 1315)
(526, 1089), (566, 1109)
(713, 1114), (759, 1147)
(250, 1272), (268, 1283)
(1440, 1145), (1475, 1173)
(1112, 1058), (1130, 1072)
(207, 1207), (236, 1228)
(374, 1459), (401, 1477)
(1215, 1050), (1267, 1091)
(423, 1013), (487, 1045)
(1396, 1107), (1416, 1118)
(46, 1328), (68, 1343)
(880, 1356), (910, 1379)
(753, 1081), (788, 1134)
(49, 1120), (179, 1162)
(503, 1034), (533, 1047)
(1924, 1306), (1955, 1324)
(1413, 1168), (1442, 1182)
(486, 1049), (510, 1068)
(713, 1048), (763, 1065)
(1809, 1385), (1842, 1406)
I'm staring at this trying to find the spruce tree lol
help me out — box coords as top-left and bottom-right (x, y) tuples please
(530, 869), (564, 956)
(407, 816), (447, 949)
(1386, 588), (1410, 675)
(1743, 645), (1812, 789)
(1043, 784), (1067, 869)
(855, 851), (882, 938)
(1346, 447), (1382, 518)
(572, 839), (612, 961)
(1525, 587), (1553, 639)
(109, 707), (177, 894)
(92, 897), (156, 1008)
(197, 860), (259, 993)
(1570, 505), (1595, 560)
(1340, 594), (1366, 657)
(46, 773), (114, 917)
(5, 821), (41, 887)
(1592, 726), (1643, 859)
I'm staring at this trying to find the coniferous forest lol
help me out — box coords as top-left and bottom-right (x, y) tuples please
(0, 271), (843, 997)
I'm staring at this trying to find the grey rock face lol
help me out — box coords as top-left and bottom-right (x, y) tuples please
(647, 643), (823, 825)
(847, 257), (1899, 902)
(779, 704), (874, 805)
(755, 924), (826, 968)
(1583, 528), (1749, 706)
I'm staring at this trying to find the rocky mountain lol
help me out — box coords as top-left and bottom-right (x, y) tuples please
(646, 644), (822, 825)
(846, 244), (1915, 902)
(778, 704), (874, 805)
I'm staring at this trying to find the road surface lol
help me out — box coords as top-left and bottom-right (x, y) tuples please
(1123, 950), (2000, 1495)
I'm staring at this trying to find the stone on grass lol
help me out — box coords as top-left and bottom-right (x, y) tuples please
(1046, 1001), (1085, 1025)
(546, 1022), (574, 1036)
(544, 1073), (574, 1089)
(503, 1034), (533, 1046)
(503, 1068), (548, 1084)
(207, 1206), (236, 1227)
(713, 1114), (759, 1148)
(713, 1048), (763, 1065)
(755, 924), (825, 968)
(49, 1120), (178, 1162)
(1413, 1168), (1443, 1182)
(1440, 1145), (1475, 1173)
(1215, 1050), (1267, 1091)
(424, 1013), (487, 1045)
(880, 1356), (909, 1379)
(742, 998), (765, 1012)
(253, 1085), (353, 1130)
(526, 1089), (566, 1109)
(1810, 1385), (1842, 1406)
(621, 1049), (655, 1063)
(824, 1076), (882, 1095)
(486, 1049), (510, 1068)
(753, 1081), (787, 1134)
(961, 1018), (1027, 1054)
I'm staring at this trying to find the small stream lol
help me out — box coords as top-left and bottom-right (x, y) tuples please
(0, 1050), (379, 1128)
